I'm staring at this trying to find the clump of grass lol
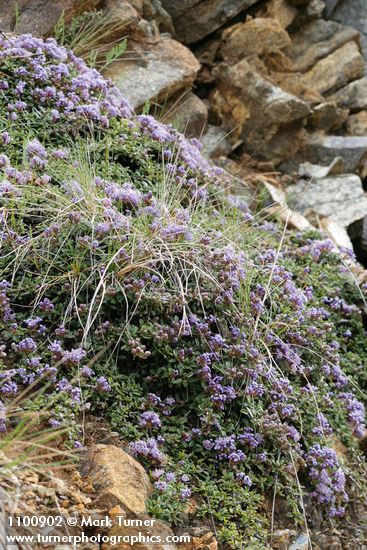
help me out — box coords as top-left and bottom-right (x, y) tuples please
(52, 9), (128, 69)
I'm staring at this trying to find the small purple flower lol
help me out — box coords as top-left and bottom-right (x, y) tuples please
(95, 376), (111, 393)
(63, 348), (86, 365)
(81, 366), (94, 377)
(154, 481), (168, 492)
(139, 411), (161, 428)
(152, 469), (164, 480)
(17, 337), (37, 353)
(236, 473), (252, 487)
(38, 298), (54, 312)
(179, 487), (191, 499)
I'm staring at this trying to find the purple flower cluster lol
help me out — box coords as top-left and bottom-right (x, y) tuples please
(305, 444), (348, 517)
(339, 393), (365, 437)
(139, 411), (161, 428)
(0, 33), (132, 131)
(129, 437), (166, 465)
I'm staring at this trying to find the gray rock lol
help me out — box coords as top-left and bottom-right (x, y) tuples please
(287, 174), (367, 229)
(301, 41), (365, 95)
(331, 0), (367, 74)
(288, 19), (360, 72)
(103, 37), (200, 110)
(325, 0), (341, 16)
(160, 0), (259, 44)
(288, 533), (310, 550)
(0, 0), (101, 36)
(301, 134), (367, 172)
(298, 157), (344, 178)
(308, 101), (348, 131)
(201, 125), (233, 158)
(161, 91), (208, 138)
(328, 77), (367, 111)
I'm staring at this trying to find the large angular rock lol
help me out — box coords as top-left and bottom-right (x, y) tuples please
(210, 60), (310, 162)
(300, 134), (367, 172)
(288, 20), (360, 72)
(161, 92), (208, 138)
(328, 77), (367, 111)
(301, 41), (365, 95)
(0, 0), (101, 36)
(81, 444), (152, 513)
(104, 37), (200, 110)
(219, 18), (291, 65)
(287, 174), (367, 229)
(160, 0), (260, 44)
(332, 0), (367, 73)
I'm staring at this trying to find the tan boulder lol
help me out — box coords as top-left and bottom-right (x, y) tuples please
(82, 444), (152, 513)
(104, 37), (200, 110)
(257, 0), (298, 29)
(220, 18), (291, 65)
(103, 0), (140, 34)
(271, 73), (324, 104)
(211, 60), (310, 162)
(301, 41), (365, 95)
(177, 531), (218, 550)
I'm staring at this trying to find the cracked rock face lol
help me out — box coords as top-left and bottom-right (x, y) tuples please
(160, 0), (260, 43)
(103, 37), (200, 110)
(287, 174), (367, 229)
(0, 0), (102, 36)
(331, 0), (367, 74)
(82, 444), (152, 513)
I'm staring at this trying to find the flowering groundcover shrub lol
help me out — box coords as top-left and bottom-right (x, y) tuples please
(1, 33), (367, 548)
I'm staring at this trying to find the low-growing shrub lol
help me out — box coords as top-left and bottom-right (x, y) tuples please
(0, 33), (366, 548)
